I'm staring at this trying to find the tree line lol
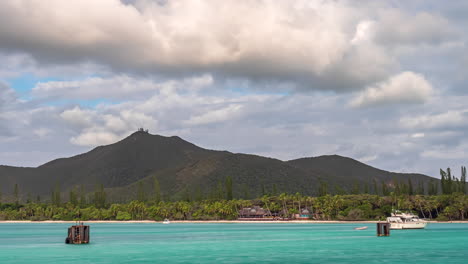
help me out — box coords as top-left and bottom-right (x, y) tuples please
(1, 167), (467, 221)
(1, 192), (468, 221)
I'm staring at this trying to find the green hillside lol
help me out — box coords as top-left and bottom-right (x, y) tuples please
(0, 131), (438, 202)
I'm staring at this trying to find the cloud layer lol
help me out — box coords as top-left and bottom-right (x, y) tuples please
(0, 0), (458, 92)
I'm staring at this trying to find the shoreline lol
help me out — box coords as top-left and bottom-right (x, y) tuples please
(1, 220), (468, 224)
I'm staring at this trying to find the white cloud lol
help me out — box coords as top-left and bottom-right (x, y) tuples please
(421, 146), (467, 160)
(60, 107), (96, 128)
(0, 1), (460, 94)
(411, 133), (425, 138)
(33, 76), (155, 100)
(0, 1), (348, 76)
(60, 105), (158, 146)
(351, 20), (375, 44)
(33, 128), (52, 138)
(185, 104), (243, 125)
(32, 74), (213, 100)
(70, 131), (121, 147)
(400, 110), (468, 130)
(350, 71), (433, 107)
(0, 0), (427, 92)
(0, 81), (16, 108)
(374, 10), (458, 47)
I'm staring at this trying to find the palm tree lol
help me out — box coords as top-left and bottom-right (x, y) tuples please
(294, 192), (302, 217)
(278, 193), (288, 218)
(260, 195), (273, 217)
(413, 195), (426, 218)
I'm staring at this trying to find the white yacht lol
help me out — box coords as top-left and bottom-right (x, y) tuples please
(163, 218), (170, 224)
(386, 211), (427, 229)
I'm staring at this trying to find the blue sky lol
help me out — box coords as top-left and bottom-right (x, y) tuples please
(0, 0), (467, 177)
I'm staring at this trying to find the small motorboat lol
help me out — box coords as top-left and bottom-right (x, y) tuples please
(354, 226), (368, 230)
(163, 218), (170, 224)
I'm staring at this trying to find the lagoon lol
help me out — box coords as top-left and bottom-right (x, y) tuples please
(0, 223), (467, 263)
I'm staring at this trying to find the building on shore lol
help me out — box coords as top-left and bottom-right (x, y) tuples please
(238, 206), (272, 219)
(294, 209), (311, 220)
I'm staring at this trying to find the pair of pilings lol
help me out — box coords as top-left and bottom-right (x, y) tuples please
(377, 222), (390, 237)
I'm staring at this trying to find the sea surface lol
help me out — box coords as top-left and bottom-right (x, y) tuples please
(0, 222), (467, 263)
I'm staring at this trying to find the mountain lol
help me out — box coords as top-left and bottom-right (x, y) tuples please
(287, 155), (432, 189)
(0, 131), (437, 202)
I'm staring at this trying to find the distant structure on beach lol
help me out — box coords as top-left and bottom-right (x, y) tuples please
(238, 206), (312, 220)
(293, 209), (311, 220)
(238, 206), (271, 219)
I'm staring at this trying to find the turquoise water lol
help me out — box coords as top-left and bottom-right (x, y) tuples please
(0, 223), (467, 263)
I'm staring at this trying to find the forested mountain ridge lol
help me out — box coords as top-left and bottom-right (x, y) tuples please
(0, 131), (438, 202)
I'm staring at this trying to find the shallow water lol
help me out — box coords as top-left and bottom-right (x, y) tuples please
(0, 223), (467, 263)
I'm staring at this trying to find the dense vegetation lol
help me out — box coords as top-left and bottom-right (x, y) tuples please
(1, 167), (467, 221)
(1, 193), (468, 221)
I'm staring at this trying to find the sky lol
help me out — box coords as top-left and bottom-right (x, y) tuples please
(0, 0), (467, 177)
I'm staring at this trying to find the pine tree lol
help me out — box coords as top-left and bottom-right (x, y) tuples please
(182, 187), (191, 202)
(94, 184), (106, 208)
(225, 176), (233, 200)
(242, 184), (250, 200)
(440, 169), (447, 194)
(416, 181), (425, 195)
(152, 177), (161, 203)
(408, 179), (414, 195)
(318, 179), (328, 197)
(382, 182), (390, 196)
(447, 168), (453, 194)
(394, 181), (401, 195)
(461, 166), (467, 194)
(137, 182), (147, 202)
(52, 183), (61, 206)
(194, 186), (203, 201)
(217, 181), (224, 199)
(333, 185), (346, 195)
(13, 184), (19, 204)
(351, 181), (360, 195)
(363, 183), (369, 194)
(428, 179), (438, 195)
(272, 184), (278, 196)
(69, 188), (78, 205)
(373, 179), (379, 195)
(79, 185), (86, 206)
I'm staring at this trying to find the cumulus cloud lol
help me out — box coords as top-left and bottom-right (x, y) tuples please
(32, 74), (213, 100)
(374, 10), (458, 47)
(1, 0), (455, 92)
(60, 106), (158, 146)
(185, 104), (244, 125)
(60, 107), (96, 129)
(400, 110), (468, 130)
(411, 133), (425, 138)
(350, 71), (433, 107)
(33, 128), (52, 138)
(70, 131), (121, 146)
(0, 82), (16, 108)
